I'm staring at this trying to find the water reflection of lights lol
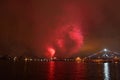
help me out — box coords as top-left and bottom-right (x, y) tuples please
(103, 63), (110, 80)
(48, 62), (55, 80)
(74, 63), (86, 80)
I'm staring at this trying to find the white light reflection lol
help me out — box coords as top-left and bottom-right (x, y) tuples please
(103, 63), (110, 80)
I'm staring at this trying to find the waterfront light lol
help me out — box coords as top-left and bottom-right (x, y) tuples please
(30, 59), (33, 61)
(13, 57), (17, 61)
(75, 57), (81, 62)
(24, 58), (28, 62)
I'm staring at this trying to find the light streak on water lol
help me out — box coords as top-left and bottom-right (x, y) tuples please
(103, 63), (110, 80)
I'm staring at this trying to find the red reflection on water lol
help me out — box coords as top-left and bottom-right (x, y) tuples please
(47, 62), (86, 80)
(48, 62), (55, 80)
(73, 63), (86, 80)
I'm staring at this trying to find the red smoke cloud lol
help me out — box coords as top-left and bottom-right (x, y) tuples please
(44, 25), (83, 58)
(44, 3), (84, 57)
(33, 1), (84, 57)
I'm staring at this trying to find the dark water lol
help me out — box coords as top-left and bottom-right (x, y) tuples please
(0, 61), (120, 80)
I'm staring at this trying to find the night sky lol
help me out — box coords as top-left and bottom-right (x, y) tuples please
(0, 0), (120, 57)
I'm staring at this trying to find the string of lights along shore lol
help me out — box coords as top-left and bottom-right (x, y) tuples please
(0, 48), (120, 63)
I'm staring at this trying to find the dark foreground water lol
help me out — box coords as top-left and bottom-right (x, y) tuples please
(0, 61), (120, 80)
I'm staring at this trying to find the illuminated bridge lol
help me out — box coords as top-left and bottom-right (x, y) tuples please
(86, 49), (120, 60)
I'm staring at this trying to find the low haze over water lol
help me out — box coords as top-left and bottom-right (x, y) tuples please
(0, 61), (120, 80)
